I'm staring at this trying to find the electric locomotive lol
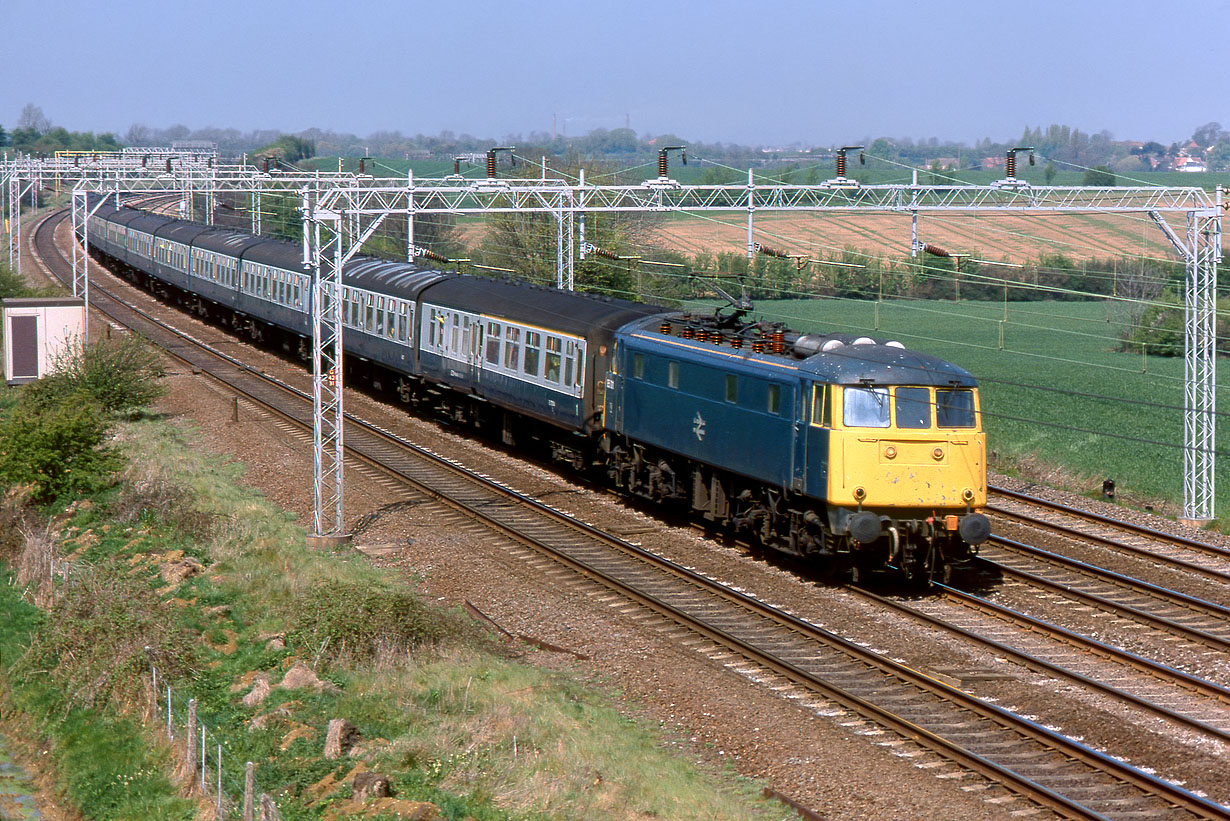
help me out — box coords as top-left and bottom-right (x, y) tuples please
(83, 196), (989, 583)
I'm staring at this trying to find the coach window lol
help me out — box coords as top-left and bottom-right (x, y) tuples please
(545, 337), (562, 383)
(844, 386), (891, 428)
(485, 322), (502, 363)
(667, 361), (680, 389)
(504, 327), (520, 370)
(895, 387), (931, 429)
(937, 388), (976, 428)
(564, 341), (577, 387)
(375, 297), (386, 336)
(768, 384), (781, 415)
(633, 353), (645, 379)
(524, 331), (542, 377)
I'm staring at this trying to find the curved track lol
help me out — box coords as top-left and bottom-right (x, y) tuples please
(32, 208), (1230, 819)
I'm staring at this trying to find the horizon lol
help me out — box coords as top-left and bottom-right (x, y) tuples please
(4, 0), (1227, 149)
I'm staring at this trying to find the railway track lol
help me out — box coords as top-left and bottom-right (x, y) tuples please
(987, 486), (1230, 586)
(30, 208), (1230, 819)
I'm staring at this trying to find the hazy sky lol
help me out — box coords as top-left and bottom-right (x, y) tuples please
(4, 0), (1228, 147)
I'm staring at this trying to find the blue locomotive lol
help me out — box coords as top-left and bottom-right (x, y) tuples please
(84, 197), (989, 582)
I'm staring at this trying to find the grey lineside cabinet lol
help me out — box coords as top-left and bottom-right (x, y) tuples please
(2, 297), (86, 385)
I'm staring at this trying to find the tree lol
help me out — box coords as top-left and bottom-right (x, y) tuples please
(1081, 165), (1116, 186)
(1191, 122), (1227, 148)
(16, 103), (50, 135)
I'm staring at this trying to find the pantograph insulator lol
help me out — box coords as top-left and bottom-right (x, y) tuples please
(922, 243), (951, 258)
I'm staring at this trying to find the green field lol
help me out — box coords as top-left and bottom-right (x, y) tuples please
(702, 297), (1228, 520)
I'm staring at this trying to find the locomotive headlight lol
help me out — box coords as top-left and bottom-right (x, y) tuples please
(932, 447), (945, 460)
(884, 446), (897, 460)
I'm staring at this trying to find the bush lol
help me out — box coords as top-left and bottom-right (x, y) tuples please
(15, 564), (197, 710)
(49, 335), (166, 415)
(0, 385), (117, 504)
(287, 579), (461, 666)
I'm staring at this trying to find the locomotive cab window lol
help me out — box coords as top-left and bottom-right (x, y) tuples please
(895, 387), (931, 429)
(768, 384), (781, 415)
(633, 353), (645, 379)
(937, 388), (977, 428)
(843, 386), (891, 428)
(667, 361), (679, 389)
(724, 374), (737, 403)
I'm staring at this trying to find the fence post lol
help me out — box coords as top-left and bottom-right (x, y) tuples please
(166, 685), (173, 739)
(201, 724), (207, 789)
(186, 699), (197, 778)
(244, 761), (255, 821)
(216, 743), (223, 820)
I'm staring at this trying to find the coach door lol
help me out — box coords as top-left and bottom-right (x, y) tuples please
(468, 318), (483, 385)
(800, 381), (829, 498)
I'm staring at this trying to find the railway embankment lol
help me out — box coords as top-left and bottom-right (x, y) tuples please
(0, 343), (783, 819)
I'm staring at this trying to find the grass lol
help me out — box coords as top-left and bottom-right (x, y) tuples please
(694, 296), (1229, 523)
(0, 404), (783, 820)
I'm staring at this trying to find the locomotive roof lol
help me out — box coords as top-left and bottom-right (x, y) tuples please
(621, 315), (976, 387)
(421, 275), (665, 339)
(796, 341), (976, 387)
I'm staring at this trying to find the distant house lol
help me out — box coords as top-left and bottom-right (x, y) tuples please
(980, 156), (1006, 170)
(1174, 153), (1207, 172)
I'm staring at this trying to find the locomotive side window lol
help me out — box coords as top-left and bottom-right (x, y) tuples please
(768, 384), (781, 415)
(810, 384), (826, 426)
(633, 353), (645, 379)
(844, 387), (890, 428)
(668, 361), (679, 389)
(725, 374), (737, 403)
(937, 389), (976, 428)
(895, 387), (931, 429)
(523, 331), (542, 377)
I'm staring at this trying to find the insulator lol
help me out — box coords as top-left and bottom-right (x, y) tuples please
(359, 158), (366, 174)
(682, 326), (695, 339)
(486, 152), (496, 178)
(592, 246), (620, 260)
(752, 339), (766, 353)
(922, 242), (951, 258)
(859, 152), (865, 166)
(836, 152), (846, 178)
(142, 155), (148, 167)
(730, 336), (742, 349)
(757, 244), (787, 259)
(659, 322), (672, 335)
(772, 330), (786, 354)
(681, 150), (687, 166)
(262, 158), (269, 173)
(712, 333), (724, 345)
(454, 158), (461, 175)
(166, 158), (172, 173)
(657, 150), (668, 177)
(1028, 151), (1036, 166)
(1005, 153), (1016, 178)
(74, 155), (79, 167)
